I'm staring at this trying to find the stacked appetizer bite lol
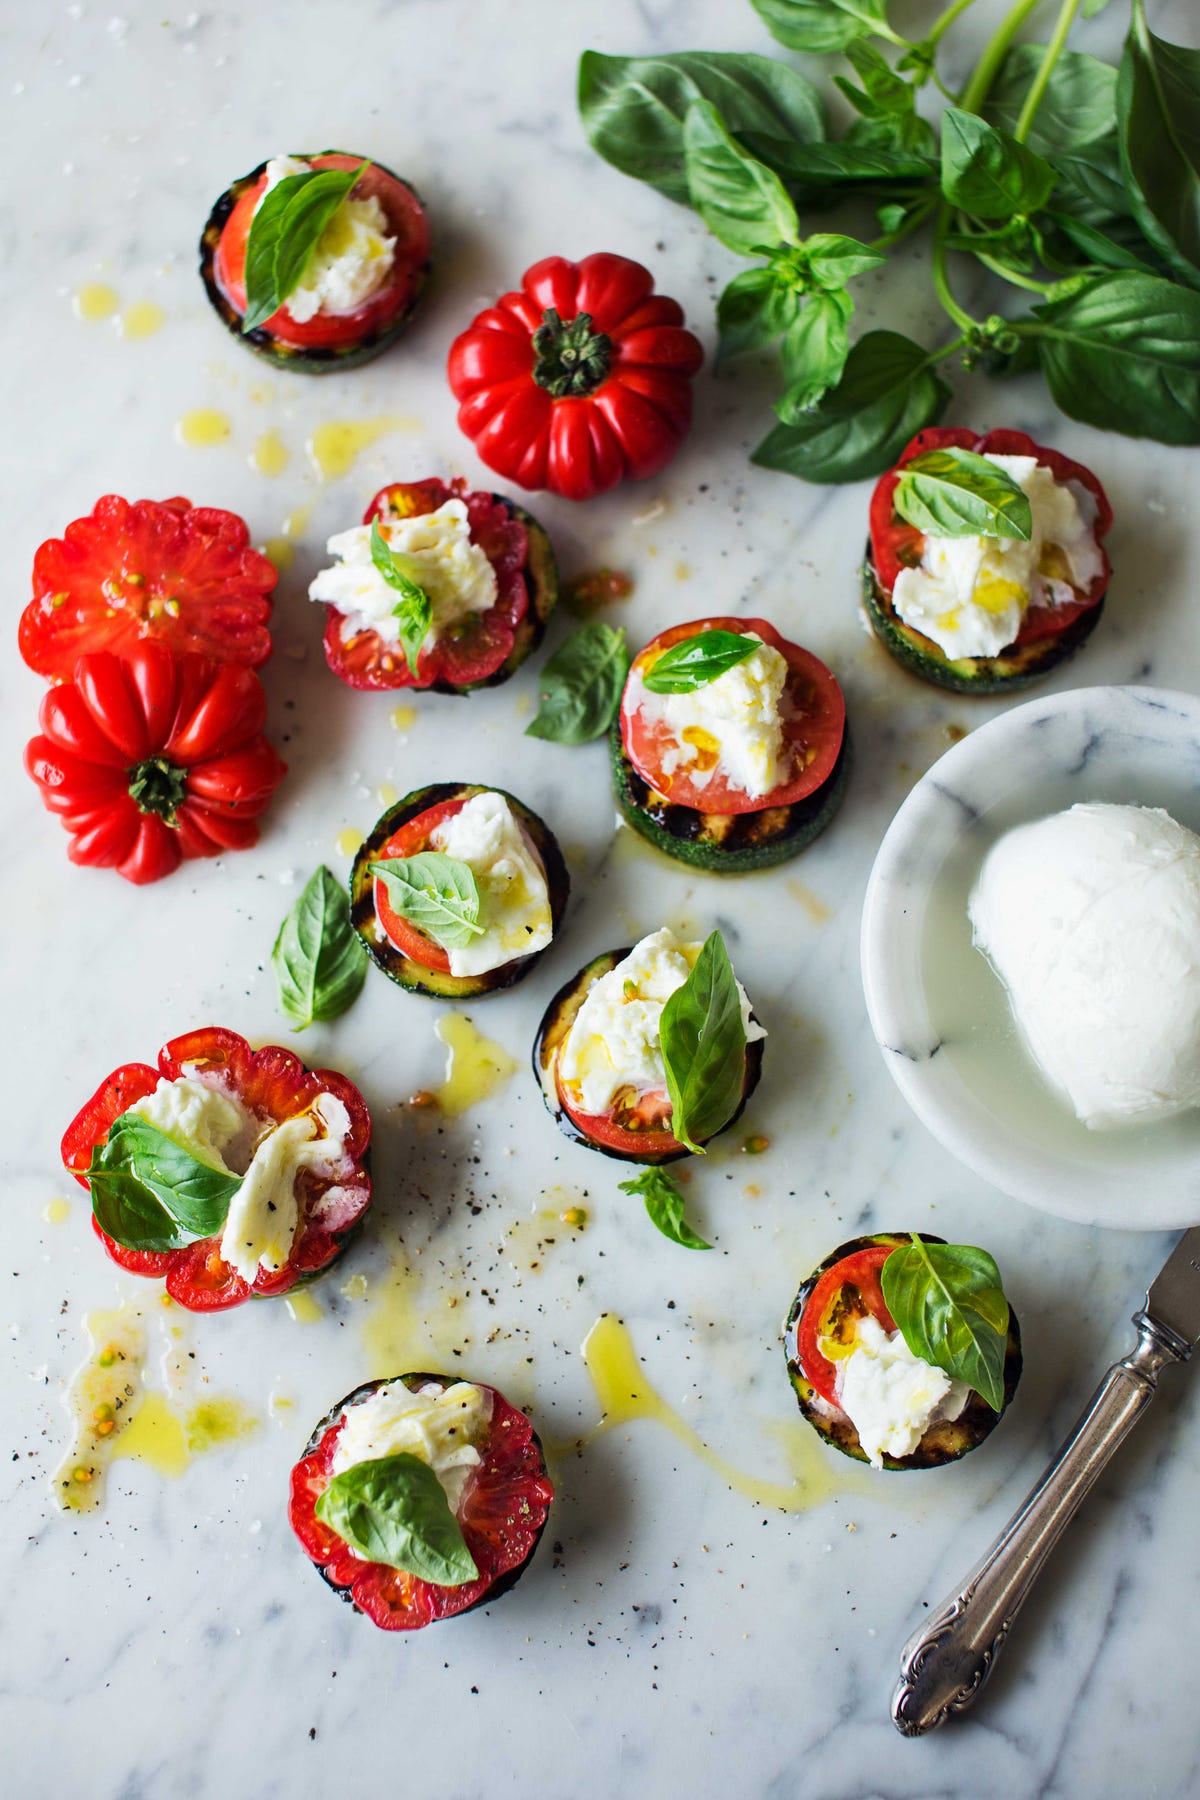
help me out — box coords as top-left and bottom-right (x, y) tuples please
(62, 1029), (372, 1310)
(784, 1232), (1021, 1470)
(290, 1373), (553, 1631)
(200, 151), (431, 370)
(864, 428), (1112, 693)
(612, 617), (849, 871)
(535, 927), (764, 1163)
(351, 784), (569, 998)
(311, 478), (556, 692)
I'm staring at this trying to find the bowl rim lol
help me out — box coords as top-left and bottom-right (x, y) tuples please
(860, 684), (1200, 1230)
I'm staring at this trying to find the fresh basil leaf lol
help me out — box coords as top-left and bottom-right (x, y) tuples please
(835, 40), (915, 122)
(272, 865), (368, 1031)
(776, 293), (851, 416)
(940, 106), (1057, 221)
(642, 630), (758, 694)
(804, 232), (885, 290)
(243, 161), (365, 333)
(894, 446), (1032, 540)
(370, 521), (431, 679)
(847, 107), (938, 160)
(314, 1451), (479, 1585)
(743, 134), (935, 194)
(1029, 271), (1200, 444)
(716, 267), (800, 363)
(370, 853), (486, 950)
(754, 330), (950, 483)
(89, 1116), (241, 1250)
(749, 0), (890, 56)
(89, 1163), (191, 1254)
(881, 1235), (1010, 1413)
(618, 1167), (712, 1251)
(1041, 209), (1164, 277)
(985, 45), (1117, 156)
(659, 931), (748, 1156)
(526, 621), (629, 744)
(577, 50), (824, 206)
(683, 99), (799, 255)
(1117, 0), (1200, 288)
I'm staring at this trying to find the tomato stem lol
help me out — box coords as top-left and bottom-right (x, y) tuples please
(128, 755), (187, 823)
(531, 308), (612, 398)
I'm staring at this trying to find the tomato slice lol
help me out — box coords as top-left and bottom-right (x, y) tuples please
(620, 616), (845, 817)
(370, 795), (468, 971)
(556, 1070), (683, 1158)
(61, 1062), (160, 1185)
(321, 480), (531, 692)
(797, 1245), (898, 1409)
(289, 1382), (553, 1631)
(213, 154), (430, 350)
(90, 1214), (174, 1277)
(867, 426), (1113, 650)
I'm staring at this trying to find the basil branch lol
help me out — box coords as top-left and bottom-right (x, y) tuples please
(932, 207), (979, 332)
(956, 0), (1044, 112)
(925, 0), (980, 50)
(1012, 0), (1082, 144)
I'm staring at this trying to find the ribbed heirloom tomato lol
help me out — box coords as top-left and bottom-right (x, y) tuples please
(795, 1243), (896, 1408)
(24, 640), (287, 884)
(447, 253), (703, 500)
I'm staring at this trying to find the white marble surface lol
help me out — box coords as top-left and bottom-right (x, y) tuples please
(4, 2), (1200, 1797)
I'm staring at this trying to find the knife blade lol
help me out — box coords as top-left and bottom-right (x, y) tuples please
(891, 1229), (1197, 1736)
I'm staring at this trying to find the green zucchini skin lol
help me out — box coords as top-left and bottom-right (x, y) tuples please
(350, 784), (569, 999)
(610, 723), (852, 874)
(783, 1231), (1023, 1471)
(861, 547), (1105, 696)
(304, 1374), (550, 1618)
(532, 946), (765, 1164)
(197, 155), (431, 373)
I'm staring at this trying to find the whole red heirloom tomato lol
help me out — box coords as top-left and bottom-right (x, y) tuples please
(61, 1027), (373, 1312)
(447, 253), (703, 501)
(19, 494), (277, 681)
(24, 639), (287, 884)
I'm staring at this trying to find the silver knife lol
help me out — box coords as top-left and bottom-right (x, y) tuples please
(891, 1226), (1200, 1737)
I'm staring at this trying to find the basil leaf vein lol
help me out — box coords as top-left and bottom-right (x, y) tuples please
(618, 1167), (712, 1250)
(242, 160), (367, 334)
(659, 931), (748, 1156)
(642, 630), (758, 694)
(315, 1451), (479, 1585)
(894, 447), (1033, 540)
(370, 521), (432, 678)
(272, 865), (368, 1031)
(371, 853), (486, 949)
(881, 1234), (1010, 1413)
(89, 1117), (241, 1252)
(526, 621), (629, 744)
(682, 98), (799, 256)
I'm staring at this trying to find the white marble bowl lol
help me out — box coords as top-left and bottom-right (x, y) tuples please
(861, 686), (1200, 1229)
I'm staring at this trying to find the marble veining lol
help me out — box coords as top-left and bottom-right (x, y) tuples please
(4, 1), (1200, 1797)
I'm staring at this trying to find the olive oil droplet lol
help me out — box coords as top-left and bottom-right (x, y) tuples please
(176, 408), (231, 448)
(307, 415), (420, 482)
(335, 828), (364, 858)
(73, 283), (118, 321)
(434, 1015), (518, 1117)
(250, 429), (290, 477)
(118, 301), (165, 340)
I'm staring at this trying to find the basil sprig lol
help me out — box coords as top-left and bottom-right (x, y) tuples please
(272, 865), (367, 1031)
(315, 1451), (479, 1585)
(370, 522), (432, 678)
(893, 447), (1033, 540)
(242, 160), (367, 333)
(89, 1116), (240, 1253)
(881, 1234), (1010, 1413)
(659, 931), (748, 1156)
(371, 852), (485, 950)
(618, 1167), (712, 1250)
(526, 621), (629, 744)
(642, 629), (759, 694)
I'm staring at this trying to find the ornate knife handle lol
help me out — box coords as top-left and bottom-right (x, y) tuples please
(891, 1311), (1191, 1737)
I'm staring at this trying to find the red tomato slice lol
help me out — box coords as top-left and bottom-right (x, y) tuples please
(371, 794), (468, 972)
(61, 1062), (160, 1185)
(556, 1070), (683, 1158)
(620, 616), (845, 817)
(214, 154), (430, 350)
(288, 1383), (553, 1631)
(797, 1245), (898, 1408)
(867, 426), (1113, 649)
(90, 1214), (174, 1277)
(321, 480), (531, 692)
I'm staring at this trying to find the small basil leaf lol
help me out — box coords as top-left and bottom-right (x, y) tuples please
(984, 45), (1118, 156)
(776, 293), (851, 415)
(659, 931), (748, 1156)
(526, 621), (629, 744)
(1117, 0), (1200, 287)
(1029, 271), (1200, 444)
(716, 267), (800, 364)
(940, 106), (1057, 221)
(370, 521), (432, 678)
(89, 1117), (241, 1248)
(314, 1451), (479, 1585)
(847, 107), (938, 160)
(742, 135), (935, 192)
(755, 330), (950, 484)
(682, 99), (799, 255)
(89, 1163), (192, 1254)
(749, 0), (888, 56)
(835, 40), (915, 122)
(894, 447), (1033, 540)
(803, 232), (886, 290)
(242, 169), (313, 332)
(618, 1167), (712, 1251)
(577, 50), (825, 207)
(272, 865), (368, 1031)
(1042, 209), (1164, 277)
(243, 161), (365, 332)
(881, 1235), (1010, 1413)
(371, 852), (485, 950)
(642, 630), (758, 695)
